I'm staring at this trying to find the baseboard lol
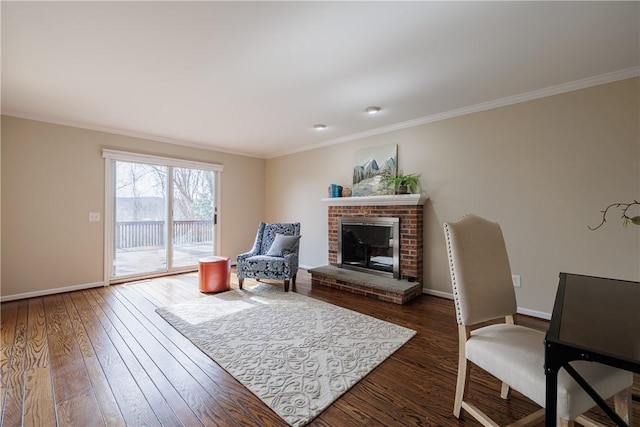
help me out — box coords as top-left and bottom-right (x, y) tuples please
(422, 288), (454, 300)
(422, 288), (551, 320)
(516, 307), (551, 320)
(0, 281), (106, 302)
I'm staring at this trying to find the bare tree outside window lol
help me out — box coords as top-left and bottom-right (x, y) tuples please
(172, 167), (214, 221)
(116, 162), (166, 221)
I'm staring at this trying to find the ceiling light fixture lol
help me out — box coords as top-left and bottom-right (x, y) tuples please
(313, 124), (327, 130)
(366, 106), (381, 115)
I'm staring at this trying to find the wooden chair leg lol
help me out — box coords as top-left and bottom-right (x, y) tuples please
(574, 415), (605, 427)
(284, 279), (290, 292)
(614, 387), (632, 426)
(557, 418), (574, 427)
(454, 325), (471, 418)
(501, 382), (510, 399)
(453, 358), (469, 418)
(506, 408), (544, 426)
(238, 278), (244, 289)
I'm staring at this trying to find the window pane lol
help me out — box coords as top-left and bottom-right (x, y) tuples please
(171, 167), (215, 268)
(113, 161), (168, 276)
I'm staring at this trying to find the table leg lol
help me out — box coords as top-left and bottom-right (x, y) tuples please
(545, 341), (559, 426)
(545, 367), (558, 426)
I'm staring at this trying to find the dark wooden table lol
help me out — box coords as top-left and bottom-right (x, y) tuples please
(544, 273), (640, 426)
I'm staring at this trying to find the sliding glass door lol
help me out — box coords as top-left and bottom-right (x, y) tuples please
(104, 150), (222, 283)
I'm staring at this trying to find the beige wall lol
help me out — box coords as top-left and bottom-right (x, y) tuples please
(266, 78), (640, 314)
(1, 116), (266, 298)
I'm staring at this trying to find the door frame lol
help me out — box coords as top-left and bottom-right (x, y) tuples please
(102, 149), (223, 285)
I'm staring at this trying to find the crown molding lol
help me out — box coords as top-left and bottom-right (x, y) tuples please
(0, 110), (266, 159)
(267, 66), (640, 158)
(3, 66), (637, 161)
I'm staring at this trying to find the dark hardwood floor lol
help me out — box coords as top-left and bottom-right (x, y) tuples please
(1, 269), (637, 426)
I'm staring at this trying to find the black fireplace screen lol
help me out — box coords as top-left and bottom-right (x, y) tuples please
(338, 217), (400, 279)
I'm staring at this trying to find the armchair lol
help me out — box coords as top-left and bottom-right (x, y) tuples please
(237, 222), (301, 292)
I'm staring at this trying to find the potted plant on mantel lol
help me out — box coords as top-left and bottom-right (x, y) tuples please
(384, 172), (422, 195)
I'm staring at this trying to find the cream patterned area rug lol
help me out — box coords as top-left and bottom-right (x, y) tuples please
(156, 284), (416, 427)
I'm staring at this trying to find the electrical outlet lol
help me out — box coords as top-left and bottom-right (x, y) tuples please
(89, 212), (101, 222)
(512, 274), (521, 288)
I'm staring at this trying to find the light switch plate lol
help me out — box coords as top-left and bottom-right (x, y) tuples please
(89, 212), (101, 222)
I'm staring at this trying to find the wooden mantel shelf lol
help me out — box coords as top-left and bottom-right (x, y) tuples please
(321, 193), (428, 206)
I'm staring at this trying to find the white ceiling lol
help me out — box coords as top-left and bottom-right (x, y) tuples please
(2, 1), (639, 158)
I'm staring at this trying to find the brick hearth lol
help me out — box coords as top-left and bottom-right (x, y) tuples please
(308, 265), (421, 304)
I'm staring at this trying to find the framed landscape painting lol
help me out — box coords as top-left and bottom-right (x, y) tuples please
(352, 144), (397, 197)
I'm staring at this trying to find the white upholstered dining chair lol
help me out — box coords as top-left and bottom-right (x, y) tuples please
(443, 214), (633, 427)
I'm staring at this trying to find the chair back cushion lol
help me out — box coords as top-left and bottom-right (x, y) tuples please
(266, 234), (302, 256)
(258, 223), (301, 255)
(444, 214), (517, 325)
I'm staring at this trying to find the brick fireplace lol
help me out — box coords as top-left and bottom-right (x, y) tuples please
(310, 194), (426, 304)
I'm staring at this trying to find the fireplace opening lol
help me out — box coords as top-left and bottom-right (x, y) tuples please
(337, 217), (400, 279)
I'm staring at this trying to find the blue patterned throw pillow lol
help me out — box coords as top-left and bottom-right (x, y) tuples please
(266, 233), (301, 256)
